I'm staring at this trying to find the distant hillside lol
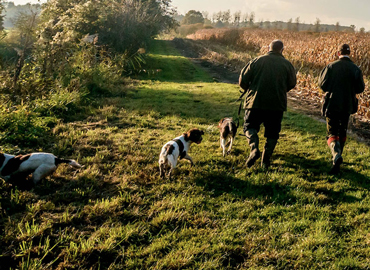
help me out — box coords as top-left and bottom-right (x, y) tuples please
(2, 1), (41, 29)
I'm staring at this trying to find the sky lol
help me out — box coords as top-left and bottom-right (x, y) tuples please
(10, 0), (44, 4)
(172, 0), (370, 30)
(9, 0), (370, 30)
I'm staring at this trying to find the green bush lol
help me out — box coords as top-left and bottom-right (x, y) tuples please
(32, 81), (86, 116)
(0, 103), (53, 146)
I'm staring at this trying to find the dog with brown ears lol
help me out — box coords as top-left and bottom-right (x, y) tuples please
(0, 152), (82, 185)
(218, 117), (238, 157)
(159, 128), (204, 179)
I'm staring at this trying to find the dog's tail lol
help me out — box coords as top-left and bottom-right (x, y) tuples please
(55, 158), (82, 169)
(159, 147), (169, 165)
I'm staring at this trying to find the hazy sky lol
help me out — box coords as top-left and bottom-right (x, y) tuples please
(172, 0), (370, 30)
(10, 0), (370, 30)
(10, 0), (44, 5)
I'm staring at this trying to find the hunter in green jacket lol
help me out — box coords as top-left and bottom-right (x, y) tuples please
(239, 40), (296, 169)
(318, 44), (365, 174)
(240, 50), (297, 111)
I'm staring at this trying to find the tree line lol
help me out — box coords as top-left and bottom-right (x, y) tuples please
(177, 9), (363, 33)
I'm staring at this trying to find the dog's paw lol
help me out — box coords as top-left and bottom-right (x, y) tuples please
(226, 151), (231, 155)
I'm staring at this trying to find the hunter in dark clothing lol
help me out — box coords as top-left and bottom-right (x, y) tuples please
(239, 40), (297, 168)
(319, 44), (365, 174)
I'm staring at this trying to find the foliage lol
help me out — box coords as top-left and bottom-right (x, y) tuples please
(0, 102), (54, 146)
(0, 0), (178, 138)
(181, 10), (204, 25)
(11, 6), (39, 97)
(0, 1), (4, 31)
(37, 0), (176, 55)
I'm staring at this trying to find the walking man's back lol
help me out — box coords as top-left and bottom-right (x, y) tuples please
(319, 44), (365, 174)
(239, 39), (297, 169)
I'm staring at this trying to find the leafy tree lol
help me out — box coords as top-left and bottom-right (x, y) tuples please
(221, 10), (231, 24)
(315, 17), (321, 32)
(35, 0), (177, 77)
(242, 12), (248, 24)
(249, 12), (255, 27)
(287, 18), (292, 31)
(215, 11), (222, 22)
(0, 1), (4, 32)
(181, 10), (204, 25)
(335, 22), (340, 32)
(294, 17), (300, 31)
(233, 11), (241, 27)
(11, 7), (39, 97)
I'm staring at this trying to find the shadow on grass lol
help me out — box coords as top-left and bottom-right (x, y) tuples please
(0, 172), (122, 223)
(194, 170), (298, 205)
(277, 154), (329, 177)
(279, 153), (370, 189)
(193, 151), (362, 207)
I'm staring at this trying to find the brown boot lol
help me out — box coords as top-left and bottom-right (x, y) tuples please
(329, 139), (343, 175)
(261, 138), (278, 169)
(245, 129), (260, 168)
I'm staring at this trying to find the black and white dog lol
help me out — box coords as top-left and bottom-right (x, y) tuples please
(0, 152), (82, 185)
(218, 117), (238, 157)
(159, 128), (204, 179)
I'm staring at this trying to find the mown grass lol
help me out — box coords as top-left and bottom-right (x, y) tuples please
(1, 39), (370, 269)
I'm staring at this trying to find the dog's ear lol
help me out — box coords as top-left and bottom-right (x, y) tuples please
(200, 130), (204, 135)
(218, 118), (225, 127)
(183, 131), (190, 141)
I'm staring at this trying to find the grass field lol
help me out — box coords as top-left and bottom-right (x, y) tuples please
(1, 39), (370, 269)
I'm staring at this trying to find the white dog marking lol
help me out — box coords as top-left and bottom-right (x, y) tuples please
(0, 152), (82, 184)
(159, 128), (204, 179)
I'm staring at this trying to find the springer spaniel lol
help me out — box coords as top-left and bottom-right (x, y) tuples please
(0, 152), (82, 185)
(218, 117), (238, 157)
(159, 128), (204, 179)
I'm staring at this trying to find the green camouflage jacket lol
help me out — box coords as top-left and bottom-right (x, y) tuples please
(319, 57), (365, 115)
(239, 51), (297, 111)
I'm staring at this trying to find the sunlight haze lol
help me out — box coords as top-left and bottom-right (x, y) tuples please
(172, 0), (370, 30)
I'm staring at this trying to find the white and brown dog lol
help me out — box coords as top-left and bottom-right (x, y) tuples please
(218, 117), (238, 157)
(159, 128), (204, 179)
(0, 152), (82, 185)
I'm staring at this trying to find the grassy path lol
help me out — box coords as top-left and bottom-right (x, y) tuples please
(1, 40), (370, 269)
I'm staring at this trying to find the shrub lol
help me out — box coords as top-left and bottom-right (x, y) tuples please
(0, 103), (53, 146)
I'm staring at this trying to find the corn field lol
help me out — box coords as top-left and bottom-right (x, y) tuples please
(188, 28), (370, 119)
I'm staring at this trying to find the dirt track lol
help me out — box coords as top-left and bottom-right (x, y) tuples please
(172, 38), (370, 144)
